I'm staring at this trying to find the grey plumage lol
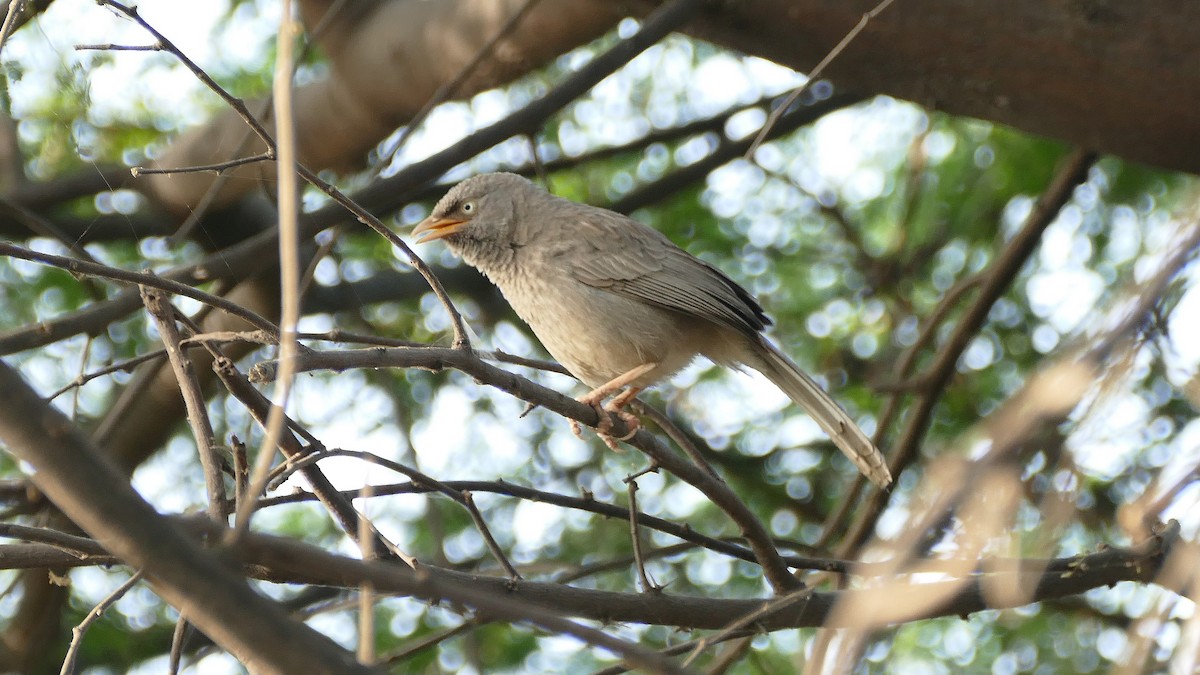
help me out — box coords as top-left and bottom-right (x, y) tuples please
(414, 172), (892, 488)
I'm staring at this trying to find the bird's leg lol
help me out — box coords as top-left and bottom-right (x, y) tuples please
(570, 363), (657, 444)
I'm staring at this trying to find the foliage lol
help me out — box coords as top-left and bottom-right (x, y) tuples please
(0, 1), (1197, 673)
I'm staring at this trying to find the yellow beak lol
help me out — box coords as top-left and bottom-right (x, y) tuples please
(412, 215), (467, 243)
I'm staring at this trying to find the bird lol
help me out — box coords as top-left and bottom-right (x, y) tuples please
(412, 172), (892, 488)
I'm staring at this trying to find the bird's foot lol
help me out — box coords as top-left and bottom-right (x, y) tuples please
(572, 397), (613, 438)
(571, 396), (641, 450)
(605, 403), (640, 441)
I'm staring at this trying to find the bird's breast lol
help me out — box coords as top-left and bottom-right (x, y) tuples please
(495, 265), (696, 388)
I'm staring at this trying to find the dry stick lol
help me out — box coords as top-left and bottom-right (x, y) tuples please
(74, 42), (160, 52)
(1125, 535), (1200, 673)
(593, 631), (759, 675)
(461, 491), (522, 581)
(59, 571), (146, 675)
(702, 636), (754, 675)
(135, 1), (337, 245)
(357, 482), (376, 666)
(0, 544), (118, 570)
(139, 287), (227, 520)
(0, 0), (27, 56)
(0, 254), (248, 356)
(251, 346), (803, 592)
(168, 612), (190, 674)
(231, 437), (248, 514)
(743, 0), (897, 160)
(376, 0), (547, 166)
(97, 1), (275, 153)
(230, 517), (1179, 630)
(67, 336), (93, 420)
(0, 362), (376, 673)
(233, 0), (302, 542)
(638, 403), (722, 481)
(234, 530), (682, 675)
(808, 463), (1002, 672)
(624, 473), (660, 593)
(556, 540), (703, 585)
(83, 7), (463, 364)
(272, 447), (521, 580)
(381, 621), (480, 667)
(526, 133), (551, 189)
(47, 349), (167, 400)
(0, 518), (1182, 632)
(0, 523), (108, 557)
(209, 356), (398, 561)
(820, 207), (1200, 673)
(132, 152), (275, 177)
(681, 585), (813, 668)
(836, 148), (1098, 556)
(260, 478), (850, 574)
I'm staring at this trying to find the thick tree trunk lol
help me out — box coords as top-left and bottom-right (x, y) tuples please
(670, 0), (1200, 174)
(145, 0), (1200, 218)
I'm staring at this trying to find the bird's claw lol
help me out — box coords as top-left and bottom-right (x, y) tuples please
(573, 397), (640, 450)
(607, 405), (640, 441)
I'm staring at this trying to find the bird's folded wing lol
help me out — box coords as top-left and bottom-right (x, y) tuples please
(566, 210), (768, 335)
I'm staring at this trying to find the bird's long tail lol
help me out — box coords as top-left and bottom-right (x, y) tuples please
(752, 340), (892, 488)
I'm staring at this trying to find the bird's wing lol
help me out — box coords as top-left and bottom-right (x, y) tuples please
(564, 208), (769, 335)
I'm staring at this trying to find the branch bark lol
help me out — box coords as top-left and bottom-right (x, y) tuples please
(0, 518), (1179, 631)
(0, 361), (374, 673)
(668, 0), (1200, 174)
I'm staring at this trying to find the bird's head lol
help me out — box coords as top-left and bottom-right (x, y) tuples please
(412, 173), (532, 251)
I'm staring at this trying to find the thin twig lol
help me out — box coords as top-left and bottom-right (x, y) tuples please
(130, 152), (275, 176)
(357, 482), (375, 665)
(837, 148), (1098, 555)
(682, 584), (813, 668)
(743, 0), (897, 159)
(380, 620), (480, 667)
(97, 0), (276, 151)
(0, 0), (28, 57)
(59, 571), (146, 675)
(251, 345), (803, 592)
(702, 635), (754, 675)
(638, 402), (722, 481)
(624, 474), (660, 593)
(271, 447), (520, 579)
(231, 436), (248, 517)
(256, 478), (850, 574)
(294, 164), (473, 350)
(0, 241), (282, 340)
(210, 354), (400, 561)
(168, 615), (192, 675)
(139, 287), (227, 520)
(47, 349), (167, 400)
(375, 0), (547, 166)
(233, 0), (302, 544)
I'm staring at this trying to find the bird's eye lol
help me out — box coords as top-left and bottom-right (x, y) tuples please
(461, 201), (475, 214)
